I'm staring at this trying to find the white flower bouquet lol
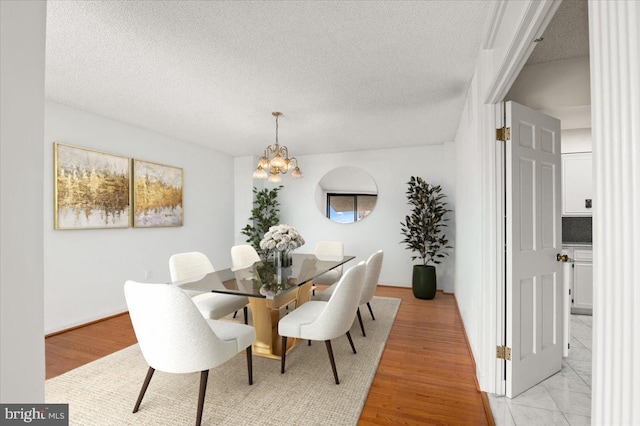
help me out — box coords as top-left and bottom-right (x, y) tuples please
(259, 224), (305, 252)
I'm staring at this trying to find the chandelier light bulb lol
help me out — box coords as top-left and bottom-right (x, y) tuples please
(253, 165), (268, 179)
(270, 154), (286, 169)
(268, 171), (282, 183)
(291, 167), (302, 179)
(285, 159), (295, 171)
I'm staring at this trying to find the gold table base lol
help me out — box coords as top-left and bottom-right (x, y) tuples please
(247, 281), (313, 360)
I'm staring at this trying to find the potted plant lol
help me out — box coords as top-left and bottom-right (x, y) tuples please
(241, 186), (283, 260)
(400, 176), (452, 299)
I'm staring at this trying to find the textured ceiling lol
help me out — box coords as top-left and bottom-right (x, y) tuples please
(45, 1), (492, 157)
(527, 0), (589, 65)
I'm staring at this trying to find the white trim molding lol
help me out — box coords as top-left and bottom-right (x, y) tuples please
(484, 0), (559, 104)
(589, 1), (640, 424)
(478, 0), (560, 396)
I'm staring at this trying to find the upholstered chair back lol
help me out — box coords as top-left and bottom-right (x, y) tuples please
(124, 281), (238, 374)
(231, 245), (261, 270)
(301, 261), (365, 341)
(360, 250), (384, 305)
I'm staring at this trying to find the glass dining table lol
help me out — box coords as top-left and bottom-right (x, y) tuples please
(175, 253), (355, 360)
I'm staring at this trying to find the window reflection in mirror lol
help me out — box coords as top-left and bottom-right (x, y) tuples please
(316, 167), (378, 223)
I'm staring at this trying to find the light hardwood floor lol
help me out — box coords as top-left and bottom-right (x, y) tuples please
(46, 286), (493, 425)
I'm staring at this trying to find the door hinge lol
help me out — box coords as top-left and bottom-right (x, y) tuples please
(496, 127), (511, 141)
(496, 345), (512, 360)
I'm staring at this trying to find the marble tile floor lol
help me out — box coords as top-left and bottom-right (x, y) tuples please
(489, 314), (593, 425)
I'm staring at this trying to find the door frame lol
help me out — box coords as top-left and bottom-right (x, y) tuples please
(479, 0), (561, 396)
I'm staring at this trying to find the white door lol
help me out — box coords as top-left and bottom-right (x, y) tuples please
(505, 101), (563, 398)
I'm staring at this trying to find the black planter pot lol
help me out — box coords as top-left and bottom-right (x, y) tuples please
(412, 265), (436, 299)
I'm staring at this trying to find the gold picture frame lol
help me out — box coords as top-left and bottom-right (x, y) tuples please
(54, 142), (131, 229)
(133, 159), (183, 227)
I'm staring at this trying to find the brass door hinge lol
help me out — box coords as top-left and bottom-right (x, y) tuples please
(496, 345), (512, 360)
(496, 127), (511, 141)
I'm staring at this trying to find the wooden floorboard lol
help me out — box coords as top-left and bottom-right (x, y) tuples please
(45, 286), (492, 425)
(45, 313), (137, 380)
(359, 287), (491, 425)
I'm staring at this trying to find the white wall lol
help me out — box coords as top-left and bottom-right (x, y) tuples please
(453, 71), (484, 362)
(44, 102), (235, 333)
(0, 0), (46, 403)
(561, 128), (592, 153)
(505, 56), (592, 154)
(235, 144), (457, 292)
(506, 56), (591, 129)
(234, 155), (262, 245)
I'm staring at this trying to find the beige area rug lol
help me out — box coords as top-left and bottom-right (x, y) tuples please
(46, 296), (400, 426)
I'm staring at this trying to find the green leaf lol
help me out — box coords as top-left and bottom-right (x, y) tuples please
(241, 186), (283, 258)
(400, 176), (453, 265)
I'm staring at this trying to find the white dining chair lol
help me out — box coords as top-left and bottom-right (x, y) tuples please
(312, 241), (344, 297)
(278, 261), (366, 384)
(231, 244), (261, 270)
(169, 251), (249, 324)
(317, 250), (383, 337)
(124, 280), (255, 426)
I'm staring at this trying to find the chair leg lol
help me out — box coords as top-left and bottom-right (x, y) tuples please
(243, 306), (249, 325)
(325, 340), (340, 384)
(356, 307), (366, 337)
(246, 345), (253, 385)
(133, 366), (155, 413)
(196, 370), (209, 426)
(346, 331), (357, 354)
(280, 336), (287, 374)
(233, 311), (238, 318)
(367, 302), (375, 320)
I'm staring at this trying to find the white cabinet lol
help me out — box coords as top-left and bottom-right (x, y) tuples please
(562, 153), (593, 216)
(568, 247), (593, 313)
(562, 246), (593, 313)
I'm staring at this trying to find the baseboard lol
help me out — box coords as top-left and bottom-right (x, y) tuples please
(45, 311), (129, 338)
(452, 293), (495, 425)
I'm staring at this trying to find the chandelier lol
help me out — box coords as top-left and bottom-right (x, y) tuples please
(252, 112), (302, 183)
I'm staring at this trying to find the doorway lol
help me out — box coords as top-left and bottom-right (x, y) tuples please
(490, 0), (593, 422)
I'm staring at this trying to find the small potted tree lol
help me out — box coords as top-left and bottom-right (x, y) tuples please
(241, 185), (283, 260)
(400, 176), (451, 299)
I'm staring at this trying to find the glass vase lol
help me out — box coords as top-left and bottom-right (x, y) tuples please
(273, 250), (292, 268)
(282, 250), (292, 267)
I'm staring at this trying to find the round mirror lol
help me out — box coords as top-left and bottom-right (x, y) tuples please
(315, 167), (378, 223)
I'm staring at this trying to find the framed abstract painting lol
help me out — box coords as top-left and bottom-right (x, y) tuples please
(133, 159), (183, 227)
(54, 142), (131, 229)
